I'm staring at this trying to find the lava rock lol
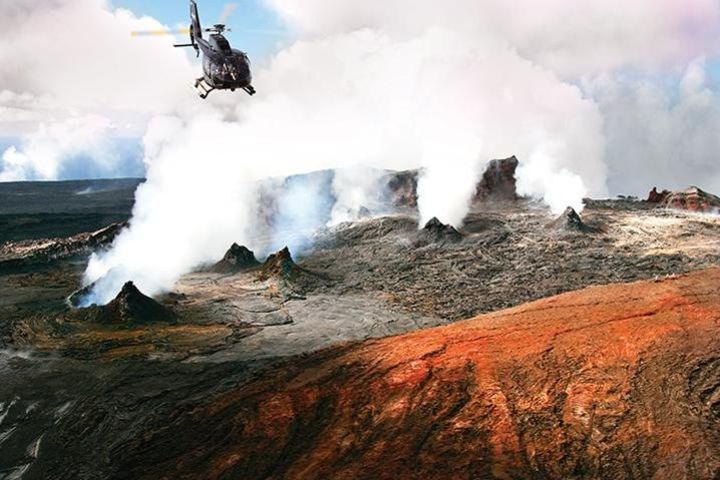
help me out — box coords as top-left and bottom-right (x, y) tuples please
(259, 247), (299, 281)
(118, 269), (720, 480)
(646, 187), (671, 203)
(473, 156), (519, 202)
(384, 170), (419, 208)
(97, 281), (176, 325)
(550, 207), (599, 233)
(662, 186), (720, 213)
(384, 157), (520, 209)
(212, 243), (260, 273)
(417, 217), (463, 244)
(0, 221), (127, 274)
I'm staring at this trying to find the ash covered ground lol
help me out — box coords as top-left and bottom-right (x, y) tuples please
(1, 166), (720, 479)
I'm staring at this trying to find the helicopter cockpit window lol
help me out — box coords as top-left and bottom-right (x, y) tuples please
(214, 36), (231, 53)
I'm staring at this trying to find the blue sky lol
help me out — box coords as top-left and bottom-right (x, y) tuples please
(111, 0), (292, 61)
(112, 0), (720, 89)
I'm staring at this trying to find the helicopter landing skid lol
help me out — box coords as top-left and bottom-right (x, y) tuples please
(243, 85), (256, 96)
(194, 77), (214, 99)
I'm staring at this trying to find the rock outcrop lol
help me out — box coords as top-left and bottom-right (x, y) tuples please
(384, 170), (419, 208)
(211, 243), (260, 273)
(662, 186), (720, 213)
(473, 156), (519, 202)
(646, 187), (671, 203)
(118, 269), (720, 479)
(385, 157), (520, 209)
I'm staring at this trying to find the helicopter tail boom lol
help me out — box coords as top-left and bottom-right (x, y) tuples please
(190, 0), (202, 41)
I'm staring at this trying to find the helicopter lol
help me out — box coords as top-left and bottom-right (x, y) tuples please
(133, 1), (255, 99)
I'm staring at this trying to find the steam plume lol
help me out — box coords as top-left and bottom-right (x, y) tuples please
(83, 24), (607, 302)
(4, 0), (714, 303)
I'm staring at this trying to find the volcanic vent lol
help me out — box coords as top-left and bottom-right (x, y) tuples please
(417, 217), (463, 245)
(90, 281), (177, 325)
(211, 243), (260, 273)
(259, 246), (299, 281)
(549, 207), (599, 233)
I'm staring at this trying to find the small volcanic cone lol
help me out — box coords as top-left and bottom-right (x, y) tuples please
(662, 186), (720, 213)
(417, 217), (463, 244)
(550, 207), (599, 233)
(97, 281), (176, 324)
(259, 247), (300, 281)
(646, 187), (671, 203)
(211, 243), (260, 273)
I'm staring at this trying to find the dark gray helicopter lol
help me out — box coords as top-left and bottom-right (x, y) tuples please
(133, 1), (255, 99)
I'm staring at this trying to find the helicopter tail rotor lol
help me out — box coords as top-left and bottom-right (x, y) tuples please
(130, 28), (190, 37)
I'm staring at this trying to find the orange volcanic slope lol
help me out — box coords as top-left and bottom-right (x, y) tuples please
(126, 269), (720, 480)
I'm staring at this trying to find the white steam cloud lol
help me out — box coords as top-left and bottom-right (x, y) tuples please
(4, 0), (720, 303)
(0, 0), (195, 180)
(2, 115), (111, 181)
(587, 57), (720, 196)
(83, 23), (607, 303)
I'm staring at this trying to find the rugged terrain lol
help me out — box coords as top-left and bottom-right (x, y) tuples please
(114, 268), (720, 480)
(1, 175), (720, 479)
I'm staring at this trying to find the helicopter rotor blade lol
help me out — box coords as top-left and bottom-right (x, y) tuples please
(218, 3), (238, 25)
(131, 28), (190, 37)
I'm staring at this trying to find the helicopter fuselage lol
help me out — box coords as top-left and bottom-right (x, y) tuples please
(180, 1), (255, 98)
(197, 34), (252, 90)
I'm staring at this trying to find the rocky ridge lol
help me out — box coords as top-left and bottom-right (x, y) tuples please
(0, 221), (126, 272)
(662, 186), (720, 213)
(115, 269), (720, 480)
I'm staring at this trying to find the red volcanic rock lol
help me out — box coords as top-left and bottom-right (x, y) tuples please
(473, 156), (519, 202)
(120, 269), (720, 479)
(662, 186), (720, 213)
(646, 187), (671, 203)
(258, 246), (299, 281)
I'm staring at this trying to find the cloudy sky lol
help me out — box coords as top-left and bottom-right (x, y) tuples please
(0, 0), (290, 180)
